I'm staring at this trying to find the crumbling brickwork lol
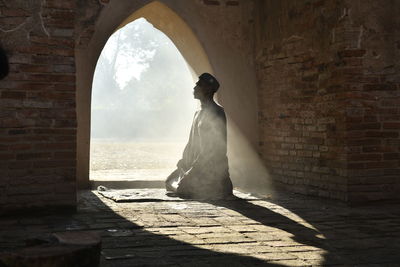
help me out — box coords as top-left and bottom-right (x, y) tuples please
(0, 0), (77, 212)
(255, 0), (400, 203)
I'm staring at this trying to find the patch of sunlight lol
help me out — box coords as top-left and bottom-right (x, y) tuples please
(95, 191), (326, 266)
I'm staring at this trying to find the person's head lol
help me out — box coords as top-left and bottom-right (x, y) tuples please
(0, 45), (9, 80)
(193, 73), (220, 101)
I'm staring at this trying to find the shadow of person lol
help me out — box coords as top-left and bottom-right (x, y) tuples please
(200, 191), (400, 266)
(205, 196), (327, 249)
(75, 191), (297, 266)
(200, 195), (354, 266)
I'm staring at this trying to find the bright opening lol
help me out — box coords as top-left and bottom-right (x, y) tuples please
(90, 18), (197, 182)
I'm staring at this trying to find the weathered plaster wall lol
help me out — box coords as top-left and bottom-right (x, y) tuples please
(0, 0), (77, 212)
(255, 0), (400, 203)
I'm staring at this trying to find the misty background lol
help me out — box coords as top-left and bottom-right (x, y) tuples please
(90, 18), (198, 180)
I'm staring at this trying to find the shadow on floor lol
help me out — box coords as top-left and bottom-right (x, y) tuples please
(2, 190), (400, 266)
(206, 195), (400, 266)
(84, 191), (294, 266)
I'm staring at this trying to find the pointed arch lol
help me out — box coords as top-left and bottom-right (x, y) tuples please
(76, 1), (213, 188)
(117, 1), (213, 77)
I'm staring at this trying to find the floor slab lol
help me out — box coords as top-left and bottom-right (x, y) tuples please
(1, 190), (400, 266)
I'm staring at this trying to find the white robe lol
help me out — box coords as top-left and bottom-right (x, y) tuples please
(166, 101), (233, 199)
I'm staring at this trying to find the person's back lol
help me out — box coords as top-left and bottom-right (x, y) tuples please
(165, 73), (233, 199)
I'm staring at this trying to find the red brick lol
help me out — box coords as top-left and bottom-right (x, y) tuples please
(364, 115), (378, 122)
(383, 153), (400, 160)
(33, 160), (75, 168)
(1, 91), (26, 99)
(367, 161), (398, 169)
(363, 83), (397, 91)
(32, 55), (74, 65)
(2, 8), (30, 17)
(30, 36), (74, 48)
(28, 74), (75, 83)
(203, 0), (220, 5)
(0, 17), (26, 25)
(7, 161), (32, 169)
(1, 118), (25, 128)
(18, 64), (52, 73)
(16, 152), (51, 160)
(226, 1), (239, 6)
(304, 137), (324, 145)
(384, 169), (400, 175)
(365, 131), (399, 138)
(34, 142), (75, 151)
(55, 84), (75, 91)
(0, 153), (15, 160)
(380, 99), (400, 107)
(347, 139), (381, 146)
(343, 57), (362, 66)
(53, 135), (75, 142)
(54, 151), (75, 159)
(8, 144), (32, 151)
(381, 115), (400, 121)
(346, 123), (381, 130)
(44, 0), (76, 9)
(33, 128), (75, 135)
(348, 153), (382, 162)
(338, 49), (366, 57)
(53, 119), (77, 127)
(378, 108), (399, 115)
(44, 18), (74, 28)
(53, 64), (75, 73)
(383, 123), (400, 129)
(348, 162), (365, 169)
(39, 92), (75, 100)
(16, 45), (53, 55)
(0, 136), (19, 143)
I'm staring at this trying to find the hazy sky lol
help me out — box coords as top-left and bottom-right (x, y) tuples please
(102, 19), (156, 87)
(91, 18), (198, 141)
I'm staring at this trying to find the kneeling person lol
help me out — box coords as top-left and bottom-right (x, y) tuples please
(165, 73), (233, 199)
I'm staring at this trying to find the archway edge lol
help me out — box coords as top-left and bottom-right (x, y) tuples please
(76, 0), (213, 188)
(117, 1), (213, 77)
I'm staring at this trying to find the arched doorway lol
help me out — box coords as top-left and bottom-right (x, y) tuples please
(76, 1), (213, 188)
(90, 17), (199, 185)
(76, 0), (263, 193)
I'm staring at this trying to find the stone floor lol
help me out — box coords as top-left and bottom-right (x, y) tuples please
(1, 189), (400, 266)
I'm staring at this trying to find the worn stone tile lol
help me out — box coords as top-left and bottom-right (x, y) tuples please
(267, 259), (312, 266)
(1, 190), (400, 266)
(253, 252), (298, 261)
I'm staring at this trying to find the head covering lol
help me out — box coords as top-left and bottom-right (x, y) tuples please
(198, 73), (220, 92)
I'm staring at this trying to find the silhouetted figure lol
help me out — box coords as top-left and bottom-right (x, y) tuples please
(166, 73), (233, 199)
(0, 45), (9, 80)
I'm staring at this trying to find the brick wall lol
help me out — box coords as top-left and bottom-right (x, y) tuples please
(1, 0), (398, 210)
(255, 0), (349, 201)
(0, 0), (77, 212)
(344, 0), (400, 202)
(255, 0), (400, 203)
